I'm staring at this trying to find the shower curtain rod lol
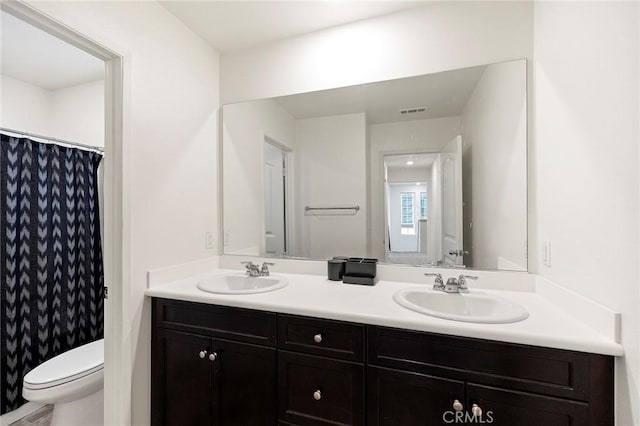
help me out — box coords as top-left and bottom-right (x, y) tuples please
(0, 127), (104, 154)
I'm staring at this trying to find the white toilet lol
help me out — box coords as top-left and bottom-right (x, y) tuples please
(22, 339), (104, 426)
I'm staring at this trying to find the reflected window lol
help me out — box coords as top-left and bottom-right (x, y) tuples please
(401, 192), (414, 225)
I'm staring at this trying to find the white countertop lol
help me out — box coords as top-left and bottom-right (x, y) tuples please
(145, 268), (624, 356)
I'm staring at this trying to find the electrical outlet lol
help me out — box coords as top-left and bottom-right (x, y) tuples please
(224, 231), (230, 247)
(542, 240), (551, 267)
(205, 232), (215, 249)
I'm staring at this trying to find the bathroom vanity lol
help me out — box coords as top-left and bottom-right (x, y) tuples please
(149, 273), (616, 426)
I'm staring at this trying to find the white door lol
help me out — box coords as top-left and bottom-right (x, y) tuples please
(441, 135), (464, 267)
(263, 142), (286, 256)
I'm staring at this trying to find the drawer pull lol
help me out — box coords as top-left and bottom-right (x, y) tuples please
(452, 399), (463, 412)
(471, 404), (482, 417)
(198, 350), (207, 359)
(209, 352), (217, 362)
(313, 390), (322, 401)
(313, 333), (323, 343)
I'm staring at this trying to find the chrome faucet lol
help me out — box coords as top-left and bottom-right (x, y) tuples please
(241, 261), (275, 277)
(425, 273), (477, 293)
(241, 261), (262, 277)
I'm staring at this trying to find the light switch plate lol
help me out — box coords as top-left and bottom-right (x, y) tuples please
(542, 240), (551, 267)
(205, 232), (215, 249)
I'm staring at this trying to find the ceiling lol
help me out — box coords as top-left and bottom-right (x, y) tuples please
(160, 1), (423, 53)
(274, 65), (486, 124)
(1, 11), (104, 90)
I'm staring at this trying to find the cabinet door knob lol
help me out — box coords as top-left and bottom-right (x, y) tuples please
(209, 352), (217, 362)
(452, 399), (463, 412)
(313, 390), (322, 401)
(313, 333), (323, 343)
(471, 404), (482, 417)
(198, 350), (207, 359)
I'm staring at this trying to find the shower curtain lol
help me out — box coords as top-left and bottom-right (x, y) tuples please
(0, 134), (104, 414)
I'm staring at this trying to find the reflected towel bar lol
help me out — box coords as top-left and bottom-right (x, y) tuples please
(305, 205), (360, 213)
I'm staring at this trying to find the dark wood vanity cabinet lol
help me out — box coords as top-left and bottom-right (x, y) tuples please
(151, 300), (277, 426)
(151, 298), (614, 426)
(367, 326), (613, 426)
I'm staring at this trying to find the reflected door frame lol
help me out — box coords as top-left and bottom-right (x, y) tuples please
(263, 136), (293, 257)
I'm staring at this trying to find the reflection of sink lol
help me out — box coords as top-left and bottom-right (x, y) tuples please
(393, 288), (529, 324)
(197, 273), (288, 295)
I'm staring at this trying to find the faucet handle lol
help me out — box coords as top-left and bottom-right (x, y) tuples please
(241, 261), (255, 269)
(425, 273), (445, 290)
(424, 272), (442, 278)
(458, 274), (478, 281)
(241, 261), (258, 276)
(261, 262), (275, 276)
(457, 274), (477, 293)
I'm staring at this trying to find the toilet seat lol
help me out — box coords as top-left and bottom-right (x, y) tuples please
(23, 339), (104, 404)
(24, 339), (103, 390)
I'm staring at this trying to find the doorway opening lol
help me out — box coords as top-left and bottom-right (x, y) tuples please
(0, 2), (125, 425)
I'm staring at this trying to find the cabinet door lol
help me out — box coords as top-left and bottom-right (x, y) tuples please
(213, 338), (277, 425)
(152, 329), (213, 426)
(367, 366), (465, 426)
(466, 384), (592, 426)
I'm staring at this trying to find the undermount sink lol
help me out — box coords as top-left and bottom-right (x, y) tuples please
(393, 287), (529, 324)
(197, 273), (288, 295)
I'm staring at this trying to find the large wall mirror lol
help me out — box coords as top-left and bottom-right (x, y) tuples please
(222, 59), (527, 271)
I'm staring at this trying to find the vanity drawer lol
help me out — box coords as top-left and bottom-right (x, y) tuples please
(278, 351), (364, 426)
(367, 326), (604, 401)
(152, 298), (276, 346)
(278, 314), (364, 361)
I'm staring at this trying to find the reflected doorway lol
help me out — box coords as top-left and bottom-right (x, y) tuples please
(383, 153), (435, 265)
(263, 137), (290, 256)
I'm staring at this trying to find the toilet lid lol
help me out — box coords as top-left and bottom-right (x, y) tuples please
(24, 339), (104, 389)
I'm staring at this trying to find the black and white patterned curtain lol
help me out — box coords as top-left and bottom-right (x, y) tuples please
(0, 134), (104, 414)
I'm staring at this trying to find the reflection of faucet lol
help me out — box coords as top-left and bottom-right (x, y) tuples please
(241, 261), (275, 277)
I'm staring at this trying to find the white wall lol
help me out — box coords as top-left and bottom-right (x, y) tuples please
(27, 2), (221, 425)
(0, 74), (51, 134)
(461, 61), (527, 271)
(221, 2), (533, 104)
(222, 98), (295, 255)
(50, 79), (104, 147)
(534, 2), (639, 424)
(387, 165), (429, 183)
(295, 113), (367, 258)
(369, 117), (461, 260)
(0, 75), (104, 147)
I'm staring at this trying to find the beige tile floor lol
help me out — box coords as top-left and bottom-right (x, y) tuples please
(9, 405), (52, 426)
